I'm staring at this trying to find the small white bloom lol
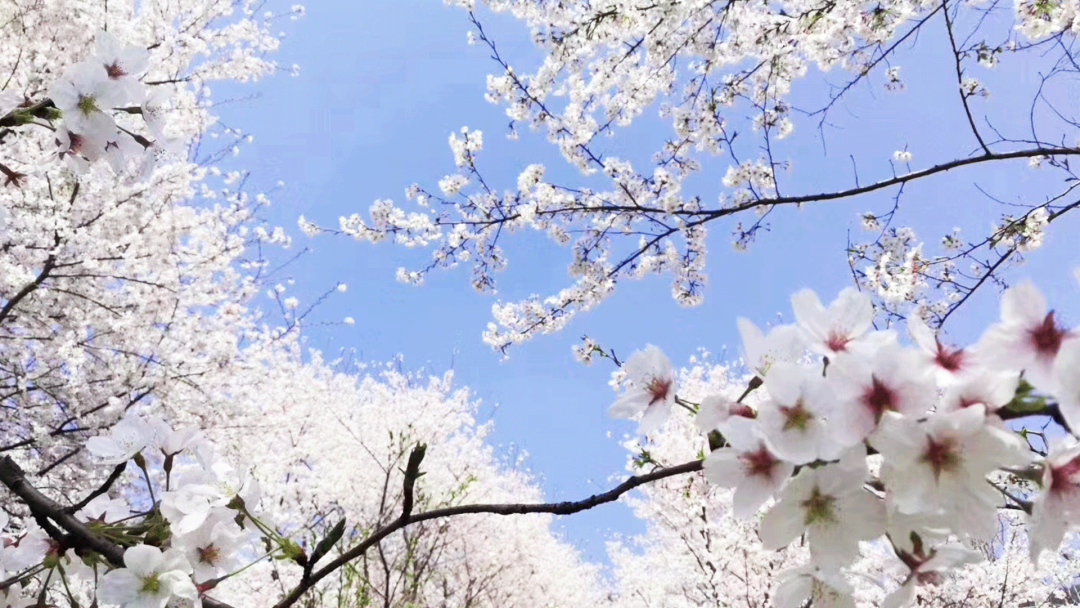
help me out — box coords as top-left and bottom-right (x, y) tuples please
(608, 345), (677, 435)
(86, 415), (154, 464)
(703, 417), (794, 518)
(99, 545), (197, 608)
(975, 279), (1076, 392)
(761, 450), (884, 571)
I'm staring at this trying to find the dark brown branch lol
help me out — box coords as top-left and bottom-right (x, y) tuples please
(942, 0), (991, 154)
(272, 458), (704, 608)
(66, 461), (127, 514)
(706, 147), (1079, 219)
(0, 253), (56, 325)
(0, 456), (235, 608)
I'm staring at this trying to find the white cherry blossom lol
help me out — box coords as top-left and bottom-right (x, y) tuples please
(975, 280), (1076, 392)
(703, 416), (794, 518)
(1029, 435), (1080, 563)
(760, 451), (885, 572)
(99, 545), (197, 608)
(609, 345), (677, 434)
(873, 406), (1028, 540)
(756, 361), (842, 464)
(827, 345), (935, 446)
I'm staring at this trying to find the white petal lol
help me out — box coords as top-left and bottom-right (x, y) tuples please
(124, 545), (164, 576)
(759, 496), (804, 550)
(1001, 280), (1047, 326)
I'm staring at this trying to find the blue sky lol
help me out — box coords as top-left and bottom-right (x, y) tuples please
(213, 2), (1080, 563)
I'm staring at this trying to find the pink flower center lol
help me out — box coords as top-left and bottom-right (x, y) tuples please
(198, 544), (221, 565)
(105, 61), (127, 80)
(861, 375), (896, 422)
(646, 377), (672, 406)
(920, 436), (960, 480)
(1029, 311), (1066, 358)
(67, 132), (86, 154)
(1049, 456), (1080, 497)
(825, 331), (851, 352)
(740, 444), (780, 479)
(934, 341), (965, 372)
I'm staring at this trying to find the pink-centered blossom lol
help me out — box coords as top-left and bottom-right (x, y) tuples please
(1029, 436), (1080, 563)
(827, 345), (935, 446)
(703, 417), (794, 518)
(760, 450), (884, 572)
(873, 406), (1029, 541)
(907, 315), (977, 385)
(791, 287), (893, 357)
(975, 280), (1076, 392)
(609, 345), (677, 435)
(756, 361), (842, 464)
(92, 29), (150, 101)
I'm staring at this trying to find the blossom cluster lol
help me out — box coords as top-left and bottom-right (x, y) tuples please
(2, 415), (265, 608)
(609, 278), (1080, 607)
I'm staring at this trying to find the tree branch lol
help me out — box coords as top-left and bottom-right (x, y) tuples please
(272, 458), (704, 608)
(0, 456), (235, 608)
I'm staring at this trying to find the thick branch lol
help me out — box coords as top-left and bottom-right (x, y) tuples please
(272, 458), (704, 608)
(0, 456), (235, 608)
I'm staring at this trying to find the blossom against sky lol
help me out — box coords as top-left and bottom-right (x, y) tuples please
(214, 0), (1080, 561)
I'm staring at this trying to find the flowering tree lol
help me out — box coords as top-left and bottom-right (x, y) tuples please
(4, 2), (1080, 608)
(315, 0), (1080, 352)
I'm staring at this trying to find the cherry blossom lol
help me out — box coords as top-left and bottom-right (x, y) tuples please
(86, 415), (155, 464)
(775, 565), (856, 608)
(91, 29), (151, 101)
(827, 344), (935, 446)
(976, 280), (1076, 392)
(99, 545), (198, 608)
(1052, 339), (1080, 430)
(703, 416), (794, 518)
(883, 544), (985, 608)
(756, 361), (842, 464)
(760, 451), (885, 572)
(792, 287), (890, 357)
(736, 317), (804, 377)
(609, 345), (677, 434)
(1029, 436), (1080, 563)
(172, 515), (247, 583)
(874, 406), (1028, 540)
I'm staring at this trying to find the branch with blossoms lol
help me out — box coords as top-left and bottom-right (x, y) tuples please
(313, 1), (1080, 354)
(591, 277), (1080, 607)
(0, 408), (704, 608)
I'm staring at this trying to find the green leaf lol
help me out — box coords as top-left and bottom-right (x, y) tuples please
(1004, 378), (1049, 414)
(311, 519), (346, 565)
